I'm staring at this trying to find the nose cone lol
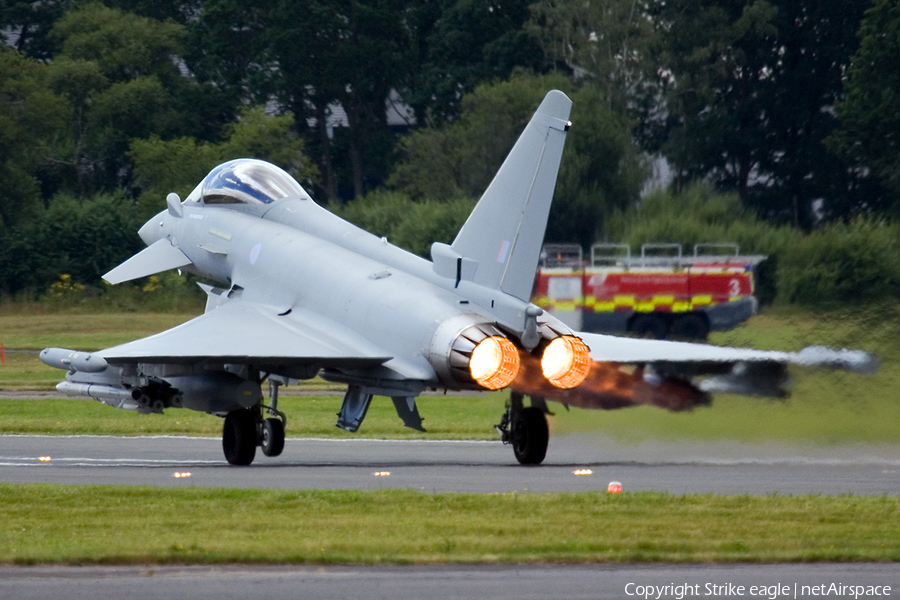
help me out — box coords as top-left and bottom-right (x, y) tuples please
(138, 211), (166, 246)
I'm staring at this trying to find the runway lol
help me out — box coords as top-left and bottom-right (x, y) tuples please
(1, 433), (899, 495)
(2, 434), (899, 598)
(1, 563), (897, 600)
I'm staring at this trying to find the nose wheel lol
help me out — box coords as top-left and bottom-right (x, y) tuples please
(261, 379), (287, 456)
(496, 392), (549, 465)
(261, 417), (285, 457)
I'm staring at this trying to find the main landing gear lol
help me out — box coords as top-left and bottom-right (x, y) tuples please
(222, 380), (287, 466)
(496, 391), (550, 465)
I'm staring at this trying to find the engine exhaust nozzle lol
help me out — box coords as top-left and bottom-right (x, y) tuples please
(540, 335), (591, 389)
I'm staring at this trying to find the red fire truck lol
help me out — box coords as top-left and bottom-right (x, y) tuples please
(532, 243), (767, 339)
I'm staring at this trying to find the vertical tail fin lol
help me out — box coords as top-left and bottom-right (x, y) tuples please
(450, 90), (572, 301)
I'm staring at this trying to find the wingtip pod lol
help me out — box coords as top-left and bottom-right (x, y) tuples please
(40, 348), (108, 373)
(794, 346), (879, 374)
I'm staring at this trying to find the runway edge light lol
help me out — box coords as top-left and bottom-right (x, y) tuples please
(608, 481), (622, 493)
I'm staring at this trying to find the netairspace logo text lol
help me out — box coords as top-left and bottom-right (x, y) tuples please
(624, 582), (892, 600)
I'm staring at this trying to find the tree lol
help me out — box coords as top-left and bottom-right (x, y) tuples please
(0, 47), (70, 227)
(526, 0), (659, 114)
(548, 84), (646, 246)
(129, 106), (317, 217)
(407, 0), (544, 123)
(758, 0), (878, 224)
(390, 74), (646, 248)
(47, 2), (230, 196)
(0, 0), (72, 59)
(190, 0), (422, 202)
(103, 0), (200, 22)
(0, 192), (145, 293)
(391, 74), (572, 201)
(649, 0), (871, 227)
(649, 0), (779, 199)
(829, 0), (900, 214)
(335, 191), (473, 257)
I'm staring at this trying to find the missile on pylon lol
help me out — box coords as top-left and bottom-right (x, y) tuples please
(55, 381), (146, 410)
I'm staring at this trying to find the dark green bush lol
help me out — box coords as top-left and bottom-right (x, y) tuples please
(608, 183), (900, 306)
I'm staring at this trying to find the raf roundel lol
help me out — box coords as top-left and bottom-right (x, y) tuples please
(38, 90), (878, 468)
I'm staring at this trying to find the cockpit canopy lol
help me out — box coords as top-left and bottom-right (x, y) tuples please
(186, 159), (311, 205)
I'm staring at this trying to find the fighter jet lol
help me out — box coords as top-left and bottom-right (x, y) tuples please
(41, 90), (876, 465)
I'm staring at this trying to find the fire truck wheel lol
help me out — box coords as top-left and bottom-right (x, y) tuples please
(629, 314), (668, 340)
(670, 314), (710, 340)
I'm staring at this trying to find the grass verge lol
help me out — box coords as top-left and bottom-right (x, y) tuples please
(0, 313), (195, 390)
(1, 484), (899, 564)
(551, 303), (900, 445)
(3, 305), (900, 444)
(0, 394), (506, 439)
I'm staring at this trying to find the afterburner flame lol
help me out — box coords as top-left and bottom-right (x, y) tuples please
(541, 336), (591, 389)
(469, 336), (520, 390)
(513, 351), (709, 412)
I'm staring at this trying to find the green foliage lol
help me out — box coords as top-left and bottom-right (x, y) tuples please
(548, 84), (647, 247)
(0, 0), (70, 59)
(79, 270), (205, 313)
(649, 0), (871, 226)
(392, 73), (571, 200)
(129, 136), (221, 213)
(2, 484), (900, 564)
(38, 2), (236, 198)
(777, 220), (900, 305)
(196, 0), (422, 200)
(610, 183), (900, 306)
(87, 75), (171, 155)
(391, 74), (645, 247)
(334, 191), (473, 258)
(829, 0), (900, 212)
(407, 0), (543, 123)
(0, 47), (70, 226)
(51, 2), (185, 85)
(526, 0), (659, 114)
(130, 106), (317, 217)
(0, 192), (144, 294)
(2, 0), (899, 308)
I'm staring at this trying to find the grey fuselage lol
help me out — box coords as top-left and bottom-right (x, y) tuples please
(142, 195), (541, 390)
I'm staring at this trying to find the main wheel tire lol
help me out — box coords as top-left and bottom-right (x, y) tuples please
(629, 314), (668, 339)
(223, 409), (257, 466)
(261, 418), (285, 457)
(511, 407), (549, 465)
(670, 314), (710, 340)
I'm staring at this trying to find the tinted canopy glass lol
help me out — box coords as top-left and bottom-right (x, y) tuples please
(200, 159), (308, 205)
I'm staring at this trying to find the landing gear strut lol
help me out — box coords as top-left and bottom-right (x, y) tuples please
(222, 379), (287, 465)
(496, 392), (549, 465)
(260, 379), (286, 457)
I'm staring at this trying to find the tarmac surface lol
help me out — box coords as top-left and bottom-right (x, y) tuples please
(1, 433), (899, 495)
(2, 433), (899, 598)
(0, 563), (897, 600)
